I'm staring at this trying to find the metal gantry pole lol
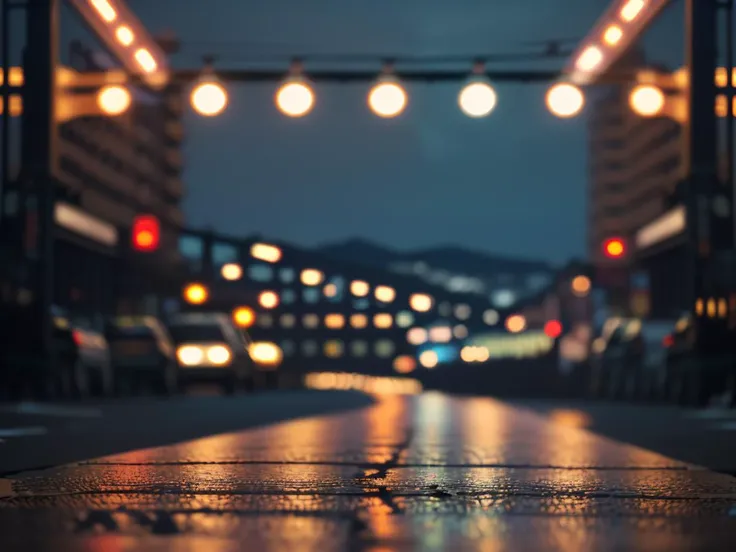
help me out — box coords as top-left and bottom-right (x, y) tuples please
(21, 0), (59, 374)
(683, 0), (719, 312)
(726, 0), (736, 247)
(1, 0), (11, 224)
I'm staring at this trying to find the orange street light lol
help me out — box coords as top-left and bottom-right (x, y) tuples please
(97, 85), (131, 116)
(546, 83), (585, 118)
(183, 283), (208, 305)
(368, 76), (407, 118)
(629, 84), (665, 117)
(458, 79), (497, 118)
(191, 80), (228, 117)
(276, 78), (315, 118)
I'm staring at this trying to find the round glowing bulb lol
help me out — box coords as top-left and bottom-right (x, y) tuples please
(276, 80), (315, 117)
(368, 80), (407, 118)
(191, 81), (228, 117)
(97, 85), (131, 116)
(546, 83), (585, 118)
(183, 283), (208, 305)
(458, 81), (497, 118)
(221, 263), (243, 281)
(629, 84), (665, 117)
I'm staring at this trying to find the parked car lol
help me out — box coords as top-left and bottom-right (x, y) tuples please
(105, 315), (178, 395)
(63, 317), (113, 398)
(664, 314), (736, 407)
(166, 312), (255, 393)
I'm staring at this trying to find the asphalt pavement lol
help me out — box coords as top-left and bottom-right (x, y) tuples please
(1, 391), (736, 550)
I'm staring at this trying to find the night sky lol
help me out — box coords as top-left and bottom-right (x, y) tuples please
(61, 0), (686, 262)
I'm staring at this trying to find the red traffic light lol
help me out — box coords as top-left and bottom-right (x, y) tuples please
(132, 215), (160, 252)
(544, 319), (563, 339)
(603, 237), (626, 259)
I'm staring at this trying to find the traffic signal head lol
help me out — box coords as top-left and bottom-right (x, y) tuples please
(132, 215), (160, 252)
(603, 237), (626, 259)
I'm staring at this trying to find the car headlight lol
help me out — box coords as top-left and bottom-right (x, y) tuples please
(177, 345), (204, 366)
(249, 342), (283, 366)
(207, 345), (231, 365)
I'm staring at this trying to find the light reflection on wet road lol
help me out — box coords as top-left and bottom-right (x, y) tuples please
(2, 392), (736, 550)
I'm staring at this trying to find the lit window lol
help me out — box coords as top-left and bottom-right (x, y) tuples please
(375, 285), (396, 303)
(325, 314), (346, 329)
(221, 263), (243, 281)
(396, 311), (414, 328)
(453, 325), (468, 339)
(350, 314), (368, 329)
(483, 309), (499, 325)
(324, 340), (344, 358)
(279, 268), (295, 283)
(281, 289), (296, 304)
(454, 304), (471, 320)
(375, 340), (395, 358)
(251, 243), (282, 263)
(409, 293), (433, 312)
(323, 283), (338, 298)
(248, 264), (273, 282)
(373, 313), (393, 329)
(303, 314), (320, 329)
(407, 327), (428, 345)
(280, 313), (296, 328)
(302, 288), (320, 304)
(258, 291), (279, 309)
(350, 341), (368, 357)
(429, 326), (452, 343)
(258, 314), (273, 328)
(301, 268), (324, 286)
(350, 280), (370, 297)
(302, 340), (318, 356)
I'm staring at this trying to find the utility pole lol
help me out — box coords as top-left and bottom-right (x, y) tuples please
(21, 0), (59, 374)
(683, 0), (719, 312)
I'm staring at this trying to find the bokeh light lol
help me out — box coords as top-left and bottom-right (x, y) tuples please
(368, 80), (407, 118)
(191, 81), (228, 116)
(275, 80), (315, 117)
(97, 85), (131, 116)
(458, 81), (497, 118)
(546, 83), (585, 118)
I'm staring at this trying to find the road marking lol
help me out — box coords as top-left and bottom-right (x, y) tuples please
(0, 402), (102, 418)
(0, 426), (48, 438)
(710, 422), (736, 431)
(682, 408), (736, 420)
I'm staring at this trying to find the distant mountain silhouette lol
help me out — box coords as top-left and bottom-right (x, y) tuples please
(315, 238), (554, 276)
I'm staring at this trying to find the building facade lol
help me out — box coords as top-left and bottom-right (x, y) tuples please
(51, 40), (186, 315)
(587, 51), (683, 316)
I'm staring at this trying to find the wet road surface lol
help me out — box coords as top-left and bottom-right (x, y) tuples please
(2, 392), (736, 550)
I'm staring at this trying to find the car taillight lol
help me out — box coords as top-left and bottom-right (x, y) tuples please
(662, 334), (674, 348)
(72, 330), (83, 346)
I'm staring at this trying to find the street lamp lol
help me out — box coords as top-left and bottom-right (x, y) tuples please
(546, 83), (585, 118)
(275, 62), (315, 118)
(97, 85), (131, 116)
(629, 84), (665, 117)
(458, 62), (497, 118)
(368, 67), (407, 118)
(191, 80), (228, 117)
